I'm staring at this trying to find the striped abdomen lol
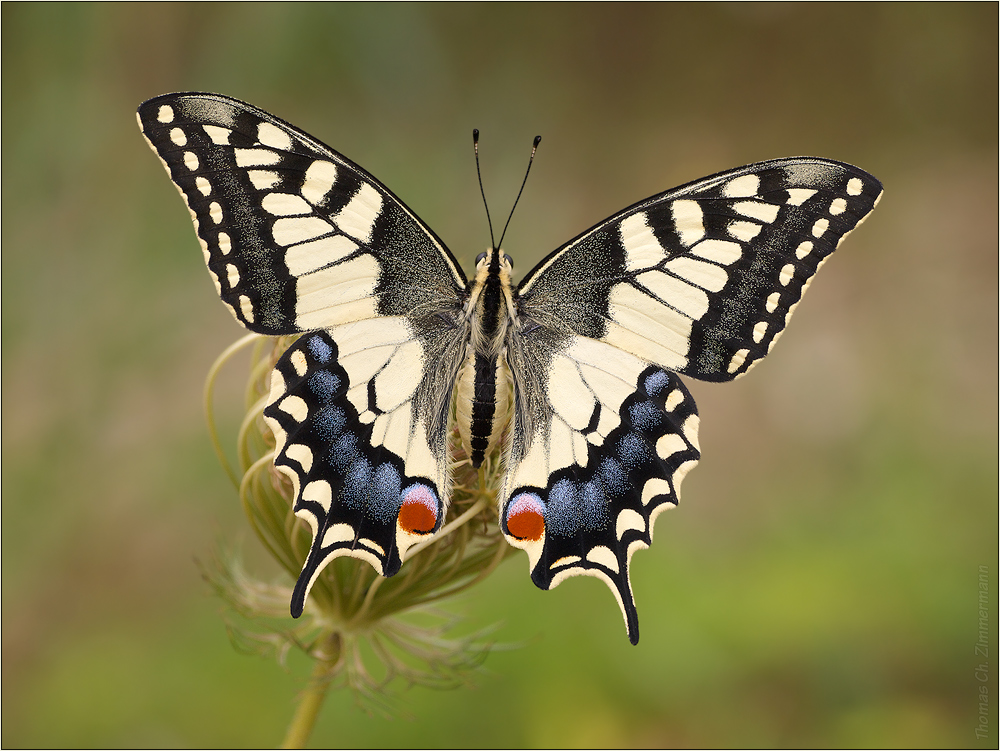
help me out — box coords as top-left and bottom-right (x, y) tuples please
(456, 247), (516, 468)
(456, 348), (511, 467)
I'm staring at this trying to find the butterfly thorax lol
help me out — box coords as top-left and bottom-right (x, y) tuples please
(455, 248), (516, 468)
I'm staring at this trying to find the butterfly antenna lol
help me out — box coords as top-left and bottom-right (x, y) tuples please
(473, 129), (496, 250)
(497, 135), (542, 251)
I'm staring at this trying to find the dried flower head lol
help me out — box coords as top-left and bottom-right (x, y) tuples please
(201, 333), (516, 729)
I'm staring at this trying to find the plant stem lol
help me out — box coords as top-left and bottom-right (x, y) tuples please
(280, 633), (341, 749)
(204, 332), (260, 489)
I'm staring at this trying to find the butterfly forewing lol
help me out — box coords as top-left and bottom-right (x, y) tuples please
(136, 92), (467, 334)
(517, 158), (883, 381)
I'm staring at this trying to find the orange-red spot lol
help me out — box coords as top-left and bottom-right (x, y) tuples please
(399, 497), (437, 534)
(507, 507), (545, 541)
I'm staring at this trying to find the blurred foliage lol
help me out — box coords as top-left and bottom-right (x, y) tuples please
(2, 3), (996, 747)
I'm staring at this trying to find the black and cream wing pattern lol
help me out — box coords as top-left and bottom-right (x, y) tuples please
(501, 159), (881, 642)
(138, 92), (882, 643)
(137, 92), (470, 615)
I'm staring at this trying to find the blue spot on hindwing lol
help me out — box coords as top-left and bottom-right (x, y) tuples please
(644, 369), (670, 397)
(545, 479), (581, 537)
(340, 458), (402, 524)
(581, 481), (610, 531)
(598, 456), (630, 496)
(312, 404), (345, 441)
(329, 432), (359, 471)
(628, 400), (663, 432)
(307, 335), (333, 363)
(308, 370), (341, 403)
(545, 477), (610, 537)
(618, 432), (651, 468)
(342, 457), (372, 509)
(369, 463), (402, 523)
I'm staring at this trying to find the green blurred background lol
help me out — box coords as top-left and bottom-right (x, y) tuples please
(3, 3), (997, 747)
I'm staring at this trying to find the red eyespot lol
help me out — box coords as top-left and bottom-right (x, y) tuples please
(506, 493), (545, 541)
(398, 485), (438, 534)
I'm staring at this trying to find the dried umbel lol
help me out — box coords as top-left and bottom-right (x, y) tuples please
(202, 334), (516, 735)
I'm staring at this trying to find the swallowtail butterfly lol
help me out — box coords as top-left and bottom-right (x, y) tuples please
(138, 93), (882, 644)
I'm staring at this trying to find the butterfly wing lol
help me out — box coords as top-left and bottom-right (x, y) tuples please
(137, 93), (468, 613)
(265, 323), (463, 615)
(517, 158), (882, 381)
(504, 158), (882, 642)
(503, 332), (701, 644)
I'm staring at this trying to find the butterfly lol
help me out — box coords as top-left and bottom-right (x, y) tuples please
(138, 92), (881, 644)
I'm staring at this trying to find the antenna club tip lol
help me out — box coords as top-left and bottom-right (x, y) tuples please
(473, 128), (480, 142)
(533, 135), (542, 147)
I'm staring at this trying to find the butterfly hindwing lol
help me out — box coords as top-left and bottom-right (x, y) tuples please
(501, 333), (700, 644)
(517, 158), (883, 382)
(263, 324), (463, 616)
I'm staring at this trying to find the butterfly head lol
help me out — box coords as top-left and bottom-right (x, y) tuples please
(475, 247), (514, 273)
(465, 247), (519, 349)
